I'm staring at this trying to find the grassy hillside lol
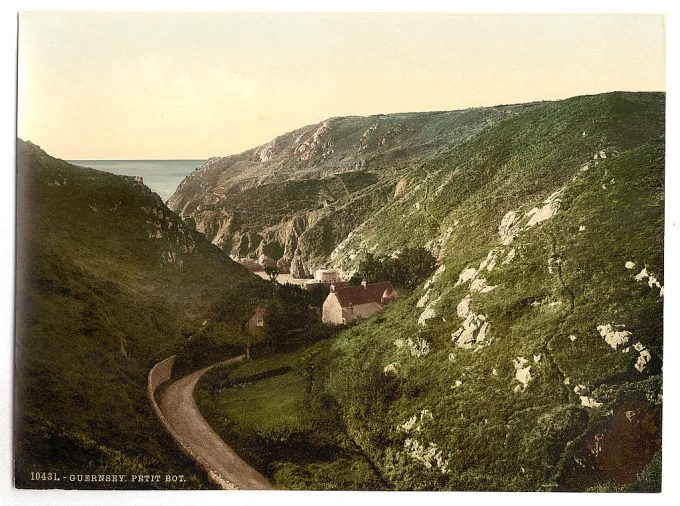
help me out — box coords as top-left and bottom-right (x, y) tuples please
(320, 97), (664, 490)
(332, 92), (665, 270)
(190, 92), (664, 491)
(14, 140), (263, 489)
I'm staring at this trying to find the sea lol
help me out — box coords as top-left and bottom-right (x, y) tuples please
(67, 159), (206, 202)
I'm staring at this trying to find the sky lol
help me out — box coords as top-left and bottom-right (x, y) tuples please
(18, 12), (665, 159)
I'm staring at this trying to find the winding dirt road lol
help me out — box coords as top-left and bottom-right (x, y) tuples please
(156, 358), (273, 490)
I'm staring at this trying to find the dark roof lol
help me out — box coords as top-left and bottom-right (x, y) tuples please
(334, 282), (396, 308)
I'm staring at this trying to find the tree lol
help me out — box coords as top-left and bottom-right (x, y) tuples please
(352, 247), (436, 288)
(264, 265), (280, 283)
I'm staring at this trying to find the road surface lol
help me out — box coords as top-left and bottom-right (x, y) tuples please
(156, 358), (274, 490)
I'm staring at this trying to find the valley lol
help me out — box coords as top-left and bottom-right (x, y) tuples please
(15, 90), (665, 491)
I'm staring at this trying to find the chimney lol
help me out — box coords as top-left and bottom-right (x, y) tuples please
(361, 279), (367, 288)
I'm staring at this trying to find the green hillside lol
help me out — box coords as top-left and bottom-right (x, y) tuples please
(14, 140), (263, 489)
(192, 92), (664, 491)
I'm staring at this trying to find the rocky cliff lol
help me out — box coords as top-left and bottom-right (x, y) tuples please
(168, 106), (531, 274)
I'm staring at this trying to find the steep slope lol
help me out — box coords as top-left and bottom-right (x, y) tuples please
(14, 140), (260, 489)
(168, 105), (535, 274)
(181, 91), (664, 491)
(319, 94), (664, 491)
(330, 92), (665, 272)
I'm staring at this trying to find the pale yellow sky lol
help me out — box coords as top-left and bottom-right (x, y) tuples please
(18, 12), (665, 159)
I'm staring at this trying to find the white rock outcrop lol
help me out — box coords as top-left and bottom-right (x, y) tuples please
(503, 248), (517, 265)
(526, 201), (560, 228)
(513, 357), (532, 391)
(452, 313), (490, 348)
(633, 266), (663, 295)
(455, 267), (478, 287)
(384, 363), (400, 376)
(580, 396), (603, 408)
(499, 211), (521, 245)
(597, 324), (632, 350)
(633, 342), (652, 373)
(456, 295), (471, 318)
(470, 277), (496, 293)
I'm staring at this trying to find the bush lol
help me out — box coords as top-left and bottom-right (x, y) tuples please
(351, 247), (437, 288)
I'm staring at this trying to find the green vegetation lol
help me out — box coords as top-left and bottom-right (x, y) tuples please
(195, 341), (385, 490)
(165, 271), (330, 375)
(169, 105), (527, 268)
(14, 140), (263, 489)
(16, 91), (665, 491)
(191, 92), (664, 491)
(350, 247), (437, 288)
(317, 96), (664, 490)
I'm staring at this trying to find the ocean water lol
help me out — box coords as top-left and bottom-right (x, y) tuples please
(68, 159), (206, 202)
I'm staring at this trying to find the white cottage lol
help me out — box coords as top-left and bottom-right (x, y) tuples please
(322, 281), (398, 325)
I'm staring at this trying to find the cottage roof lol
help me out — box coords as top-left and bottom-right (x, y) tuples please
(334, 282), (396, 308)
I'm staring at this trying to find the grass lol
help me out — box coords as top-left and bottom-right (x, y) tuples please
(320, 135), (664, 490)
(195, 340), (386, 490)
(14, 140), (262, 489)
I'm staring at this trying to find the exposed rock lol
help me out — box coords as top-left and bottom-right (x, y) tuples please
(499, 211), (520, 245)
(396, 337), (430, 358)
(384, 363), (400, 376)
(290, 254), (309, 278)
(502, 248), (516, 265)
(456, 295), (471, 318)
(633, 266), (663, 294)
(452, 313), (490, 348)
(513, 357), (532, 391)
(418, 305), (437, 326)
(597, 324), (632, 350)
(526, 200), (560, 228)
(258, 254), (277, 269)
(633, 342), (652, 373)
(625, 261), (636, 270)
(455, 267), (478, 286)
(580, 396), (603, 408)
(479, 249), (499, 272)
(470, 277), (496, 293)
(276, 257), (291, 274)
(403, 438), (449, 474)
(416, 290), (430, 308)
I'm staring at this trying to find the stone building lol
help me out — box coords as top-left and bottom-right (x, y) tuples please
(314, 269), (340, 283)
(322, 281), (398, 325)
(247, 307), (267, 336)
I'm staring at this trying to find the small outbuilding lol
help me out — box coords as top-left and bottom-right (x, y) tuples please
(247, 307), (267, 336)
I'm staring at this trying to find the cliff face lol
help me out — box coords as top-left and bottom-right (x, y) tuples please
(169, 93), (664, 285)
(168, 106), (528, 273)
